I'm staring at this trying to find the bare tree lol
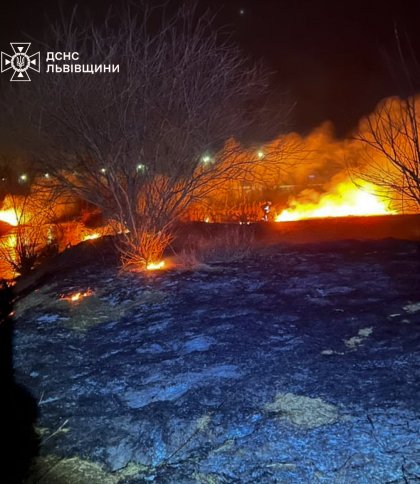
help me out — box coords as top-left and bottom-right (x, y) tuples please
(353, 96), (420, 210)
(352, 29), (420, 211)
(4, 2), (288, 268)
(0, 185), (63, 277)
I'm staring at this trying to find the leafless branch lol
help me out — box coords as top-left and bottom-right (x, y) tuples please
(3, 2), (290, 268)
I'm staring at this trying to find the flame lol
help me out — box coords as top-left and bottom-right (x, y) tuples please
(146, 260), (165, 270)
(82, 232), (101, 241)
(275, 180), (395, 222)
(1, 233), (17, 250)
(61, 289), (94, 303)
(0, 209), (19, 226)
(0, 234), (18, 279)
(0, 195), (29, 226)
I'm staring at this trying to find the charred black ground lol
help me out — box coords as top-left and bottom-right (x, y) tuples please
(6, 217), (420, 483)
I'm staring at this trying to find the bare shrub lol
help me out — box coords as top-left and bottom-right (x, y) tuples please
(352, 32), (420, 211)
(118, 229), (174, 271)
(4, 2), (289, 270)
(0, 189), (62, 277)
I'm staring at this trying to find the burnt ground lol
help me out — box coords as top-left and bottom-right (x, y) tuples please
(8, 223), (420, 482)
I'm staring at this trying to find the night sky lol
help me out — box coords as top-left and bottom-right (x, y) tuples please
(1, 0), (420, 136)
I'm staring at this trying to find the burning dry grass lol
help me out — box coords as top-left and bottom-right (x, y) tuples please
(15, 285), (126, 332)
(185, 106), (420, 224)
(1, 96), (417, 281)
(275, 177), (396, 222)
(118, 230), (173, 272)
(0, 220), (115, 280)
(1, 225), (59, 277)
(59, 294), (134, 332)
(0, 234), (18, 279)
(184, 199), (265, 224)
(57, 222), (114, 250)
(15, 282), (169, 332)
(146, 260), (165, 271)
(0, 208), (20, 226)
(60, 289), (94, 303)
(0, 192), (70, 278)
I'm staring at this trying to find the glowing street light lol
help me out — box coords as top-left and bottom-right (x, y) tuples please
(136, 163), (146, 172)
(19, 174), (28, 182)
(257, 150), (265, 159)
(201, 154), (212, 164)
(100, 168), (107, 174)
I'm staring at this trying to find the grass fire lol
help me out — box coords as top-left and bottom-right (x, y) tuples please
(0, 1), (419, 483)
(60, 289), (94, 303)
(275, 179), (396, 222)
(146, 261), (166, 271)
(0, 208), (20, 226)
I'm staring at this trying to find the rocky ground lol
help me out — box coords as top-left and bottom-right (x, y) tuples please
(11, 237), (420, 483)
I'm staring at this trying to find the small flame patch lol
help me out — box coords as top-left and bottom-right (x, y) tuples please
(146, 261), (165, 271)
(61, 289), (94, 303)
(82, 233), (101, 241)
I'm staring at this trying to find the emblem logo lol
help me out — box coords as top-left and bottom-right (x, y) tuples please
(1, 43), (40, 81)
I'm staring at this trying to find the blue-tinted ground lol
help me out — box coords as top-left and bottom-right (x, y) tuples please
(13, 239), (420, 483)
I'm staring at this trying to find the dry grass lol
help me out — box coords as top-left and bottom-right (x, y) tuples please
(15, 284), (169, 331)
(174, 225), (256, 269)
(26, 455), (120, 484)
(14, 284), (59, 318)
(264, 393), (339, 429)
(184, 200), (264, 223)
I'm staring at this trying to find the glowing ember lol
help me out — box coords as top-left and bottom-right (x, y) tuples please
(275, 181), (395, 222)
(146, 261), (165, 270)
(0, 209), (19, 226)
(82, 233), (101, 241)
(61, 289), (94, 302)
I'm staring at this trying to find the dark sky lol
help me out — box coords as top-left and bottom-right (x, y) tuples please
(1, 0), (420, 136)
(208, 0), (420, 135)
